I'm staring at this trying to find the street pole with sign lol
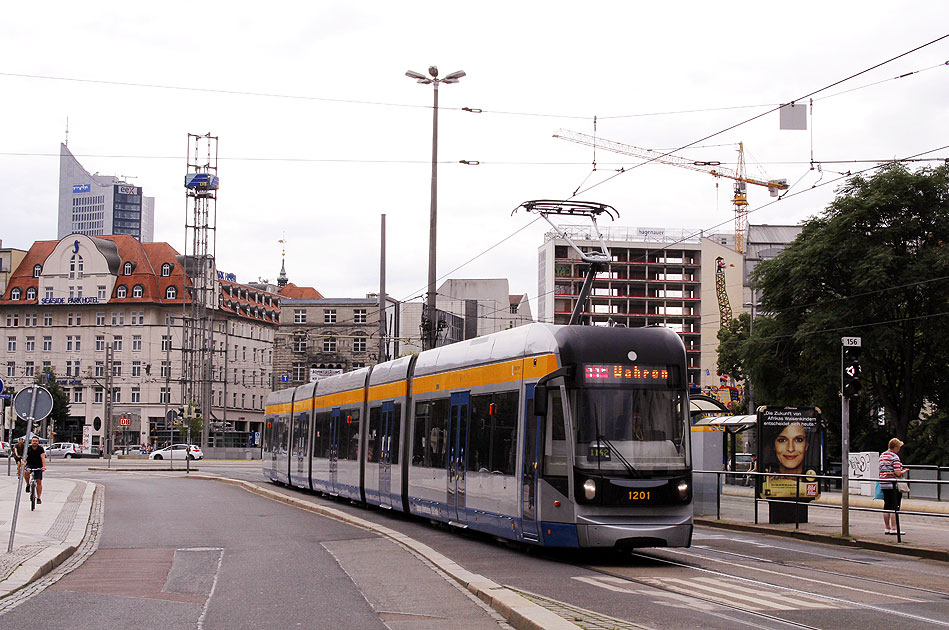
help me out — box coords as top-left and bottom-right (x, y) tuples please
(8, 385), (54, 552)
(840, 336), (862, 537)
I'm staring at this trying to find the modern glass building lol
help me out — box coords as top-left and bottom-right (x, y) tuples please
(57, 143), (155, 241)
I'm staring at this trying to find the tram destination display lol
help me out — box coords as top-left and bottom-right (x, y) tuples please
(583, 364), (673, 384)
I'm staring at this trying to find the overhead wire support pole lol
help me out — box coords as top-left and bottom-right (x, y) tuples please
(514, 200), (618, 325)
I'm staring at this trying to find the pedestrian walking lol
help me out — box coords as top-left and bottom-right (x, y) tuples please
(746, 454), (757, 487)
(879, 437), (908, 535)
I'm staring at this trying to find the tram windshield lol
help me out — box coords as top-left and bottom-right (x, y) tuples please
(572, 387), (689, 474)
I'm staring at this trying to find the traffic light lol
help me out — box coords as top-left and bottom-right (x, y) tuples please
(842, 347), (862, 397)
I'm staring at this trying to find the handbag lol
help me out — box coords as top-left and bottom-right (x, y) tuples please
(896, 481), (910, 495)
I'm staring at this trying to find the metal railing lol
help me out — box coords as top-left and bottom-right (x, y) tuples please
(695, 469), (949, 544)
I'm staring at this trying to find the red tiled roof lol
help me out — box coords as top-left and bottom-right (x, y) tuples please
(278, 283), (324, 299)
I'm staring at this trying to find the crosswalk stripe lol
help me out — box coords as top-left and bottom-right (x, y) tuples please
(653, 577), (794, 610)
(691, 576), (833, 609)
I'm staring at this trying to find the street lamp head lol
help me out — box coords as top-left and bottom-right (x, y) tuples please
(444, 70), (466, 81)
(405, 70), (427, 80)
(428, 65), (438, 78)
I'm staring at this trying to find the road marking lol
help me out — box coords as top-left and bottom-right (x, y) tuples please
(659, 548), (924, 602)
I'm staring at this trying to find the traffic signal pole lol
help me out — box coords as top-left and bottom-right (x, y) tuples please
(840, 336), (862, 538)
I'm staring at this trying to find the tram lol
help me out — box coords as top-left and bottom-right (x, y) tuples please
(263, 323), (693, 549)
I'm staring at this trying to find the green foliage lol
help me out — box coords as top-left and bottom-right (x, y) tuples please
(725, 164), (949, 460)
(716, 312), (750, 382)
(905, 410), (949, 466)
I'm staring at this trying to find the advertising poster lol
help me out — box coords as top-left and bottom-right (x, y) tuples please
(757, 406), (822, 501)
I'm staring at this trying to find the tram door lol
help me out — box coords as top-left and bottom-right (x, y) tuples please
(522, 385), (542, 541)
(378, 401), (395, 508)
(329, 407), (341, 494)
(447, 392), (470, 523)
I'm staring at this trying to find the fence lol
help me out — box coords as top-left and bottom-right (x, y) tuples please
(695, 469), (949, 544)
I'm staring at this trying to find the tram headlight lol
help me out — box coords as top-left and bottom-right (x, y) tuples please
(677, 480), (690, 500)
(583, 479), (597, 500)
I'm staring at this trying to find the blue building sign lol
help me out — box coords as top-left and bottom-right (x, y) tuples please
(73, 184), (91, 194)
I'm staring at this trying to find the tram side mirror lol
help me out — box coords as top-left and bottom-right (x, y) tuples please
(534, 385), (548, 417)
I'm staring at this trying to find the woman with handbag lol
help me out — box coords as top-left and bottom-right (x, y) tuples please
(879, 438), (908, 535)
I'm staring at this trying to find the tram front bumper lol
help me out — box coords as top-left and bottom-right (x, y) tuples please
(575, 513), (693, 548)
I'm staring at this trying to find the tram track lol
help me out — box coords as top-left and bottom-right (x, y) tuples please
(596, 549), (949, 629)
(679, 544), (949, 598)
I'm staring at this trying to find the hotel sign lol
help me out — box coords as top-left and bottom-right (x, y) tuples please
(42, 297), (100, 304)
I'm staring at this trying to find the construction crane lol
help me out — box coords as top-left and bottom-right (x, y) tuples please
(553, 129), (789, 254)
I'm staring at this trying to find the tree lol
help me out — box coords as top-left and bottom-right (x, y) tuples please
(12, 369), (72, 438)
(746, 164), (949, 451)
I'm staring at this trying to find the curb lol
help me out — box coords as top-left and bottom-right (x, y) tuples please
(695, 517), (949, 562)
(0, 480), (96, 599)
(190, 475), (580, 630)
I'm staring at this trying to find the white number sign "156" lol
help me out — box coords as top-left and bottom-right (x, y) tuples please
(842, 337), (862, 347)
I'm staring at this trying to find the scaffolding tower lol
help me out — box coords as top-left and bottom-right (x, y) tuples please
(181, 133), (219, 448)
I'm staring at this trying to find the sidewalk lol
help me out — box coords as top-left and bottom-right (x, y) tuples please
(697, 485), (949, 561)
(0, 471), (95, 598)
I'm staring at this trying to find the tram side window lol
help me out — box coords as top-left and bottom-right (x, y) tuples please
(391, 403), (402, 465)
(276, 417), (289, 454)
(544, 388), (568, 477)
(339, 409), (361, 461)
(313, 412), (331, 458)
(412, 398), (449, 468)
(368, 406), (381, 463)
(294, 413), (309, 457)
(468, 391), (518, 475)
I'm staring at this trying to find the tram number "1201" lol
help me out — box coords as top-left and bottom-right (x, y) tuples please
(628, 491), (651, 501)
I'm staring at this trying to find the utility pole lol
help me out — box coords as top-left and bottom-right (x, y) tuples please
(105, 343), (114, 468)
(379, 214), (387, 363)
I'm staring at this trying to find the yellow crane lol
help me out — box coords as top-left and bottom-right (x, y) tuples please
(553, 129), (789, 254)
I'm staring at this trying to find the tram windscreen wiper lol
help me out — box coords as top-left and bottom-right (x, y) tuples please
(596, 434), (640, 478)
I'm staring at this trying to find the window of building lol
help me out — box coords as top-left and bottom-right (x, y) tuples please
(293, 309), (306, 324)
(162, 335), (171, 352)
(112, 388), (121, 403)
(96, 312), (105, 326)
(10, 288), (21, 300)
(112, 361), (122, 377)
(5, 313), (18, 327)
(94, 387), (103, 404)
(73, 388), (83, 404)
(166, 286), (177, 300)
(25, 336), (35, 352)
(161, 360), (170, 378)
(98, 286), (107, 300)
(132, 311), (144, 325)
(352, 336), (367, 353)
(66, 336), (76, 351)
(43, 313), (52, 327)
(116, 285), (128, 298)
(132, 285), (143, 298)
(25, 313), (37, 327)
(7, 337), (15, 352)
(113, 336), (123, 351)
(161, 263), (172, 276)
(323, 337), (337, 352)
(292, 363), (307, 382)
(95, 361), (104, 377)
(6, 362), (14, 377)
(353, 309), (367, 324)
(33, 264), (42, 277)
(44, 288), (53, 301)
(43, 336), (52, 352)
(26, 287), (36, 300)
(132, 335), (142, 351)
(324, 309), (336, 324)
(70, 254), (84, 279)
(95, 336), (104, 351)
(160, 387), (171, 404)
(131, 387), (141, 403)
(131, 361), (142, 377)
(24, 361), (34, 377)
(123, 262), (133, 275)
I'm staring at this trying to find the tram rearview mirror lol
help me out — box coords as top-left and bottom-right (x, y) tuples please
(534, 385), (548, 417)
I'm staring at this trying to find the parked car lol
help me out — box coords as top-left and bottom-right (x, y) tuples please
(1, 441), (9, 456)
(149, 444), (203, 461)
(47, 442), (82, 458)
(114, 444), (145, 455)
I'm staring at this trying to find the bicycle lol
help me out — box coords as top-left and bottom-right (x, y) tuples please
(25, 467), (41, 511)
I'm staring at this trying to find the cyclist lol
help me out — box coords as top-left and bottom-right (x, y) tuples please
(12, 437), (26, 477)
(23, 436), (47, 505)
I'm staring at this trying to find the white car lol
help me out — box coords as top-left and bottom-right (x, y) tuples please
(149, 444), (203, 461)
(47, 442), (82, 458)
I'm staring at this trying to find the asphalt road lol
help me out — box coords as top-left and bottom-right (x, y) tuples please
(8, 459), (949, 630)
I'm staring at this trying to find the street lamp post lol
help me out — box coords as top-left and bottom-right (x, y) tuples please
(405, 65), (466, 350)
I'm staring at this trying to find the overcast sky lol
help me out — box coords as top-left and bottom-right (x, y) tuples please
(2, 2), (947, 317)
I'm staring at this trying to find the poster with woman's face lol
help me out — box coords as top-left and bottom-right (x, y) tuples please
(757, 407), (822, 500)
